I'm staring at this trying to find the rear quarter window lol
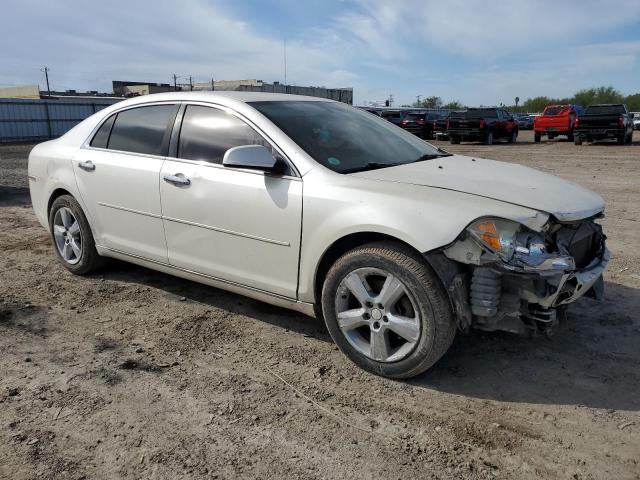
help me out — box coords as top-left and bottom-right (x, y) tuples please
(90, 114), (115, 149)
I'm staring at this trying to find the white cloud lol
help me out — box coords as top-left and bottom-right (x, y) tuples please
(0, 0), (638, 106)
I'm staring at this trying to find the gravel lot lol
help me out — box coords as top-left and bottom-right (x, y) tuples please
(1, 131), (639, 479)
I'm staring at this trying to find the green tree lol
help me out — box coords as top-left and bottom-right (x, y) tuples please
(522, 96), (553, 113)
(443, 100), (464, 110)
(572, 86), (623, 106)
(624, 93), (640, 112)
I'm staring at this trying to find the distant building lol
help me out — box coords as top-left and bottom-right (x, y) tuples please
(193, 78), (353, 104)
(0, 85), (41, 99)
(192, 79), (264, 91)
(112, 80), (178, 96)
(0, 84), (119, 100)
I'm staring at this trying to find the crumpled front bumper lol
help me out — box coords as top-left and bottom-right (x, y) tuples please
(537, 247), (610, 308)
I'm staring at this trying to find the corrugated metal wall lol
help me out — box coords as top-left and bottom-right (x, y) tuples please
(0, 98), (122, 143)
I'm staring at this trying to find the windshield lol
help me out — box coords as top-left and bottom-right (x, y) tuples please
(250, 101), (446, 173)
(584, 105), (626, 115)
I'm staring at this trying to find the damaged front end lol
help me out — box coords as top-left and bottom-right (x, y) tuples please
(432, 215), (609, 336)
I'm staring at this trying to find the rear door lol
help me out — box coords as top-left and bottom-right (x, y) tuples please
(73, 103), (178, 262)
(159, 103), (303, 298)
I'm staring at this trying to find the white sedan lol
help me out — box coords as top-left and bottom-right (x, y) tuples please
(28, 92), (609, 378)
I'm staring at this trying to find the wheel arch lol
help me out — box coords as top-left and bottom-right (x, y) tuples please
(47, 188), (74, 216)
(312, 231), (426, 306)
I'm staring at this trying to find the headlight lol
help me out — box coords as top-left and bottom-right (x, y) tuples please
(467, 217), (576, 271)
(467, 218), (520, 261)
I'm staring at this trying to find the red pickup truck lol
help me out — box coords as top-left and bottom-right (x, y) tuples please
(534, 105), (582, 142)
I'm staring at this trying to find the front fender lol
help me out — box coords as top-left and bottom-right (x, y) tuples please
(297, 171), (547, 303)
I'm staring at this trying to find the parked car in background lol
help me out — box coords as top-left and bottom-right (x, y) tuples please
(433, 111), (455, 140)
(631, 112), (640, 130)
(446, 108), (518, 144)
(514, 113), (534, 130)
(398, 110), (429, 137)
(28, 91), (609, 379)
(574, 104), (634, 145)
(534, 105), (582, 143)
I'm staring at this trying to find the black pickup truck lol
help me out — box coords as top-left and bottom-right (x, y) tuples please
(446, 108), (518, 144)
(574, 104), (634, 145)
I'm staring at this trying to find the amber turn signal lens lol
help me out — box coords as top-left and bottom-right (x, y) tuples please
(470, 220), (501, 251)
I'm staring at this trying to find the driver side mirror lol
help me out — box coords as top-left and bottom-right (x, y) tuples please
(223, 145), (283, 172)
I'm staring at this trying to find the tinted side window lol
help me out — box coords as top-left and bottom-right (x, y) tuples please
(90, 114), (115, 148)
(108, 105), (177, 156)
(178, 105), (269, 164)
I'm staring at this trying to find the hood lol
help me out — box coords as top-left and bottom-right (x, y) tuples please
(351, 154), (604, 222)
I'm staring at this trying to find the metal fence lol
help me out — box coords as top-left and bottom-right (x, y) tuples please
(0, 98), (122, 143)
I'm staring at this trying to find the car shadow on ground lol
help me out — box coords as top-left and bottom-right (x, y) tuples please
(0, 186), (31, 206)
(413, 281), (640, 411)
(98, 260), (332, 342)
(99, 260), (640, 411)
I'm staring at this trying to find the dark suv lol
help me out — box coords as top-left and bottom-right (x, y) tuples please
(446, 108), (518, 144)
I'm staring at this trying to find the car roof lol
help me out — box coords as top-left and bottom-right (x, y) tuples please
(109, 91), (335, 111)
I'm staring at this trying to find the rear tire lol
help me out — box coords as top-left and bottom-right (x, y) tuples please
(574, 136), (583, 145)
(507, 131), (517, 143)
(567, 132), (574, 142)
(321, 242), (456, 379)
(534, 132), (541, 143)
(48, 195), (105, 275)
(449, 136), (460, 144)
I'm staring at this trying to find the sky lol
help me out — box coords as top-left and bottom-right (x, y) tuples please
(1, 0), (640, 106)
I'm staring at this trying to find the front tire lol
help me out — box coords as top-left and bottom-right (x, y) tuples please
(574, 136), (583, 145)
(48, 195), (105, 275)
(484, 131), (493, 145)
(321, 242), (456, 379)
(449, 136), (460, 144)
(534, 132), (541, 143)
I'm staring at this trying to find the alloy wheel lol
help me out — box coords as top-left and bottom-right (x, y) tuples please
(53, 207), (83, 265)
(334, 267), (421, 363)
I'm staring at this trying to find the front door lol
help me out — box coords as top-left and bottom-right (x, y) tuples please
(159, 104), (302, 298)
(73, 103), (178, 262)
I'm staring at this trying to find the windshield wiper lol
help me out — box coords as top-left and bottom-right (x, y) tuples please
(412, 152), (453, 163)
(341, 162), (403, 174)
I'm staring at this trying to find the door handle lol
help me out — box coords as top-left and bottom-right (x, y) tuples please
(163, 173), (191, 186)
(78, 160), (95, 171)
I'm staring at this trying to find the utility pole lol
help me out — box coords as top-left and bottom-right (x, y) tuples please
(389, 94), (394, 107)
(41, 66), (51, 97)
(172, 73), (178, 91)
(416, 94), (421, 106)
(284, 38), (287, 86)
(189, 76), (193, 91)
(211, 77), (215, 91)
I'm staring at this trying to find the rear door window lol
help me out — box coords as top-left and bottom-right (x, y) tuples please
(107, 105), (178, 156)
(178, 105), (271, 165)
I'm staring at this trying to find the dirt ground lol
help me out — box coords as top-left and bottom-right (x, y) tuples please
(1, 131), (639, 480)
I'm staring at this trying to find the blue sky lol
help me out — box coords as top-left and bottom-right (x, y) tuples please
(2, 0), (640, 106)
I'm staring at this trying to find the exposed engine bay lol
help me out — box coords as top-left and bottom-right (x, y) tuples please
(429, 215), (609, 336)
